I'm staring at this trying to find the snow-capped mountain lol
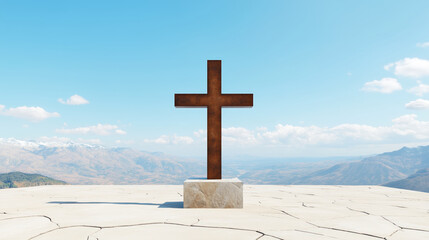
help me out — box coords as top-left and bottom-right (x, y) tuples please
(0, 138), (203, 184)
(0, 137), (103, 150)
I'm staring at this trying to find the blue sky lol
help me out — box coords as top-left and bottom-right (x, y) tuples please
(1, 0), (429, 158)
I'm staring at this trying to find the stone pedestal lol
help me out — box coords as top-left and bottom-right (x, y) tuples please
(183, 178), (243, 208)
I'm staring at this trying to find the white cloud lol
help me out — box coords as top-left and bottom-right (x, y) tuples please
(261, 115), (429, 146)
(390, 114), (429, 139)
(144, 115), (429, 150)
(0, 105), (60, 122)
(38, 136), (71, 143)
(77, 138), (102, 144)
(262, 124), (338, 145)
(408, 82), (429, 96)
(191, 127), (258, 144)
(144, 135), (194, 144)
(58, 94), (89, 105)
(256, 127), (268, 132)
(417, 42), (429, 48)
(223, 127), (257, 144)
(405, 99), (429, 110)
(385, 58), (429, 78)
(362, 78), (402, 93)
(56, 124), (126, 136)
(193, 129), (205, 138)
(115, 129), (127, 135)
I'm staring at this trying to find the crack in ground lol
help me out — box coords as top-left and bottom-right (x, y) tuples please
(342, 206), (429, 236)
(378, 193), (427, 202)
(381, 216), (429, 234)
(346, 207), (370, 215)
(28, 220), (284, 240)
(102, 222), (164, 229)
(278, 210), (300, 219)
(380, 216), (402, 229)
(87, 227), (103, 240)
(254, 231), (265, 240)
(310, 225), (386, 239)
(29, 225), (102, 240)
(387, 229), (400, 238)
(341, 206), (429, 234)
(278, 209), (386, 239)
(22, 205), (429, 240)
(295, 228), (349, 240)
(392, 205), (407, 209)
(42, 215), (61, 228)
(342, 207), (429, 236)
(190, 224), (283, 240)
(189, 223), (261, 233)
(401, 227), (429, 233)
(302, 202), (314, 208)
(0, 215), (60, 228)
(295, 229), (328, 237)
(275, 203), (419, 239)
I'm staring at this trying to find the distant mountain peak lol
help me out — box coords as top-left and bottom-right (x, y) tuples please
(292, 145), (429, 186)
(0, 137), (105, 150)
(0, 137), (202, 185)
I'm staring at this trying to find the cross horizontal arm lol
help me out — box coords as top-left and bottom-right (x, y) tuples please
(175, 94), (209, 107)
(220, 94), (253, 107)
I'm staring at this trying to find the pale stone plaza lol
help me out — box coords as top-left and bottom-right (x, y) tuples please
(1, 185), (429, 240)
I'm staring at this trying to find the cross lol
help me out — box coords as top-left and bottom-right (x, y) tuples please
(175, 60), (253, 179)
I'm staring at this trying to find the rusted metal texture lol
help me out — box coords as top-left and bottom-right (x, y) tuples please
(175, 60), (253, 179)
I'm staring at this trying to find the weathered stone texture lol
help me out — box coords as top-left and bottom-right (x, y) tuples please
(183, 178), (243, 208)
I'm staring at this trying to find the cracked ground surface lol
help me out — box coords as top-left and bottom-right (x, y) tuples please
(0, 185), (428, 240)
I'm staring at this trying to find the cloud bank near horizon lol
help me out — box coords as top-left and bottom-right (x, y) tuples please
(144, 114), (429, 149)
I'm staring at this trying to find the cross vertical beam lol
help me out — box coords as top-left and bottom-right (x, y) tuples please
(207, 61), (222, 179)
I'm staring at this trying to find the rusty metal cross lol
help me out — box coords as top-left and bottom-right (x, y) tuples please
(175, 60), (253, 179)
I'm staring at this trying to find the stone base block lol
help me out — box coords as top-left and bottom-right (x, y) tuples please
(183, 178), (243, 208)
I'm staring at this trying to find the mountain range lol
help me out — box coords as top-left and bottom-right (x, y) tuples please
(291, 146), (429, 186)
(0, 138), (204, 184)
(0, 138), (428, 192)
